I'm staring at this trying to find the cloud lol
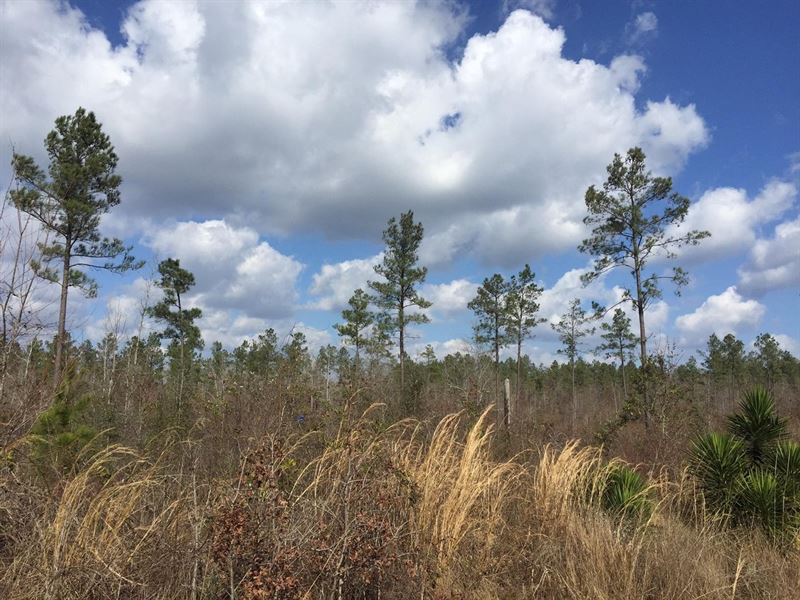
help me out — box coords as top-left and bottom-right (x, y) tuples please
(144, 219), (303, 319)
(675, 286), (765, 341)
(83, 276), (157, 343)
(188, 310), (331, 353)
(773, 334), (800, 357)
(670, 180), (796, 263)
(421, 279), (478, 318)
(1, 2), (708, 268)
(408, 337), (471, 359)
(307, 254), (382, 311)
(626, 12), (658, 45)
(738, 216), (800, 295)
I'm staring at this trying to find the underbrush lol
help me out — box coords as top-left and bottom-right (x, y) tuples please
(1, 406), (797, 599)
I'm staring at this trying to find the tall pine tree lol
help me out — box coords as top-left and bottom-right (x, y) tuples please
(368, 211), (431, 392)
(468, 273), (510, 421)
(11, 107), (141, 385)
(506, 264), (544, 407)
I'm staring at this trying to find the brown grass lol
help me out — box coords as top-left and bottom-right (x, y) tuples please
(1, 406), (798, 599)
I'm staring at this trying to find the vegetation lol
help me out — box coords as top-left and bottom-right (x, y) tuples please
(579, 147), (710, 425)
(597, 308), (637, 404)
(505, 265), (545, 414)
(334, 288), (374, 373)
(691, 387), (800, 542)
(10, 108), (141, 385)
(1, 113), (798, 598)
(552, 298), (595, 435)
(368, 210), (431, 396)
(468, 273), (511, 418)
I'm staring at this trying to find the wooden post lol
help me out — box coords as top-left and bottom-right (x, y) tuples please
(503, 377), (512, 429)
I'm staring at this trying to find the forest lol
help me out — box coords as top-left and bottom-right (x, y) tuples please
(1, 108), (799, 599)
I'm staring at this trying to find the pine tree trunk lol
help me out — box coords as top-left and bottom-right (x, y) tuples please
(516, 336), (522, 419)
(633, 263), (649, 428)
(53, 249), (71, 391)
(494, 314), (500, 408)
(621, 353), (628, 400)
(399, 305), (405, 392)
(571, 357), (577, 436)
(503, 377), (511, 429)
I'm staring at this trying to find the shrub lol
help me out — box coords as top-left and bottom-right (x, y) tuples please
(690, 387), (800, 543)
(601, 463), (652, 519)
(27, 373), (100, 477)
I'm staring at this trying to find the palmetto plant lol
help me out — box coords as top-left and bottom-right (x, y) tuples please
(689, 433), (747, 512)
(690, 387), (799, 543)
(772, 440), (800, 486)
(734, 469), (799, 536)
(601, 463), (652, 519)
(727, 386), (787, 464)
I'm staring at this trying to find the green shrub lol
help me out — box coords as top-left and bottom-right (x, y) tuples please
(690, 387), (799, 543)
(727, 386), (787, 464)
(689, 432), (746, 512)
(602, 463), (652, 519)
(28, 372), (99, 476)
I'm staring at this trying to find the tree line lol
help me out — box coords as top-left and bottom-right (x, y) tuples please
(5, 107), (797, 431)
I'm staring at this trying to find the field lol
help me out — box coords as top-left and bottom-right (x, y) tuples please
(1, 347), (798, 599)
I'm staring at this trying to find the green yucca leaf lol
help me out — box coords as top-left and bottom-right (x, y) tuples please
(602, 464), (651, 518)
(771, 441), (800, 482)
(735, 469), (780, 529)
(734, 469), (800, 540)
(690, 432), (747, 512)
(727, 387), (787, 464)
(771, 440), (800, 501)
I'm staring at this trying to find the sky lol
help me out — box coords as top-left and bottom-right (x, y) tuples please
(0, 0), (798, 364)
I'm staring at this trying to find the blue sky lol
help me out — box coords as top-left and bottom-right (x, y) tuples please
(1, 0), (798, 362)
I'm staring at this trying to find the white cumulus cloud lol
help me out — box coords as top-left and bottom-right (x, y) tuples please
(671, 180), (796, 263)
(675, 286), (765, 341)
(1, 2), (708, 268)
(307, 254), (382, 311)
(738, 216), (800, 295)
(144, 219), (303, 319)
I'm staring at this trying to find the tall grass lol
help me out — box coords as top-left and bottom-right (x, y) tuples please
(1, 406), (797, 598)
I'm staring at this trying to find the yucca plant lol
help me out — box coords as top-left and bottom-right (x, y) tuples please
(772, 440), (800, 488)
(691, 387), (800, 543)
(727, 386), (787, 464)
(689, 432), (747, 514)
(735, 469), (799, 540)
(602, 463), (652, 519)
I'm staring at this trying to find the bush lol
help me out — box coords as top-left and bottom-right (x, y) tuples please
(690, 387), (800, 543)
(601, 463), (652, 519)
(27, 373), (100, 477)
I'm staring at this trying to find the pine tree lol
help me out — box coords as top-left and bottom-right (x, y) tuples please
(597, 308), (637, 402)
(580, 148), (709, 365)
(368, 211), (431, 392)
(468, 274), (510, 420)
(147, 258), (203, 411)
(552, 298), (595, 435)
(506, 264), (545, 408)
(334, 288), (374, 371)
(579, 147), (709, 425)
(11, 107), (142, 385)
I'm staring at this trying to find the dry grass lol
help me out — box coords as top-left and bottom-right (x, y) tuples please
(1, 406), (798, 599)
